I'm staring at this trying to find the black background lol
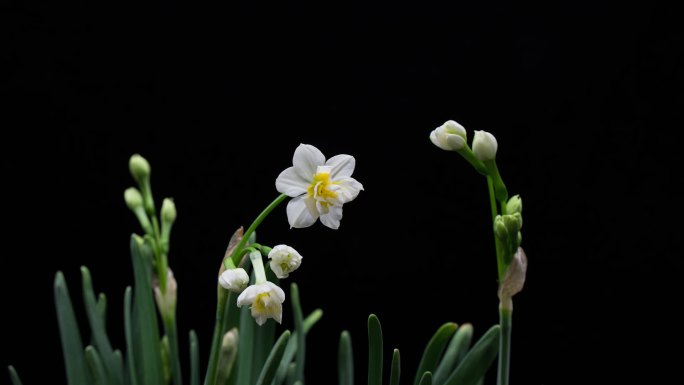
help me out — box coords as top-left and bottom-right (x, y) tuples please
(1, 1), (682, 384)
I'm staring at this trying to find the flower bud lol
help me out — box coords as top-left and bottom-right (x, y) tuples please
(161, 198), (177, 224)
(494, 215), (508, 241)
(503, 213), (523, 234)
(268, 245), (303, 279)
(506, 195), (522, 215)
(129, 154), (151, 183)
(429, 120), (467, 151)
(472, 130), (498, 161)
(124, 187), (144, 210)
(219, 268), (250, 293)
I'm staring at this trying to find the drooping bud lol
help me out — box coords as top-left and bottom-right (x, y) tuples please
(429, 120), (468, 151)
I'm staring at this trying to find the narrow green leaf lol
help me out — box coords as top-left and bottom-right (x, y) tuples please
(413, 323), (458, 385)
(291, 283), (306, 384)
(252, 309), (276, 382)
(112, 350), (124, 385)
(81, 267), (123, 385)
(190, 330), (200, 385)
(389, 349), (400, 385)
(123, 287), (138, 385)
(367, 314), (383, 385)
(275, 310), (325, 385)
(236, 300), (255, 385)
(285, 363), (296, 385)
(55, 271), (89, 385)
(85, 346), (108, 385)
(130, 235), (163, 385)
(337, 331), (353, 385)
(418, 372), (432, 385)
(97, 293), (107, 329)
(256, 330), (291, 385)
(7, 366), (23, 385)
(433, 324), (473, 385)
(444, 325), (500, 385)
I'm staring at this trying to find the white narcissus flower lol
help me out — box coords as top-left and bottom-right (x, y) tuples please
(268, 245), (303, 279)
(276, 144), (363, 229)
(218, 268), (250, 293)
(237, 282), (286, 325)
(429, 120), (467, 151)
(472, 130), (498, 161)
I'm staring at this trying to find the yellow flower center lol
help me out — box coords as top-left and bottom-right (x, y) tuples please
(253, 292), (271, 314)
(307, 171), (338, 201)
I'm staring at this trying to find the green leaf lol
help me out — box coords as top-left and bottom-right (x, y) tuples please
(389, 349), (400, 385)
(236, 299), (255, 385)
(190, 330), (200, 385)
(337, 331), (353, 385)
(443, 325), (500, 385)
(54, 271), (89, 385)
(252, 309), (276, 382)
(81, 267), (123, 385)
(432, 324), (473, 385)
(130, 235), (164, 385)
(413, 323), (458, 385)
(85, 346), (108, 385)
(291, 283), (306, 384)
(7, 365), (23, 385)
(97, 293), (107, 329)
(367, 314), (383, 385)
(123, 286), (138, 385)
(274, 310), (324, 385)
(255, 330), (291, 385)
(418, 372), (432, 385)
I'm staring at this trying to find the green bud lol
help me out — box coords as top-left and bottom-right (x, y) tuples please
(494, 215), (508, 241)
(503, 213), (522, 234)
(129, 154), (151, 183)
(161, 198), (177, 224)
(216, 328), (239, 384)
(506, 195), (522, 214)
(124, 187), (144, 210)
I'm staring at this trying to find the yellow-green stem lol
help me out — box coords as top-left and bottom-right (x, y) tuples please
(497, 307), (512, 385)
(487, 177), (505, 280)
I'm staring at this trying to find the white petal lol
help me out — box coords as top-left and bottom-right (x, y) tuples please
(286, 196), (319, 228)
(430, 130), (448, 150)
(293, 144), (325, 179)
(269, 259), (287, 278)
(325, 154), (356, 179)
(320, 205), (343, 229)
(265, 282), (286, 302)
(276, 167), (310, 197)
(237, 285), (259, 307)
(331, 177), (363, 203)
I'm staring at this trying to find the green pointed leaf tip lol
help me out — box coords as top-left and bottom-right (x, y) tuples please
(255, 330), (291, 385)
(8, 366), (24, 385)
(432, 324), (474, 385)
(418, 372), (433, 385)
(54, 271), (89, 385)
(338, 331), (354, 385)
(367, 314), (383, 385)
(443, 325), (500, 385)
(413, 322), (457, 385)
(85, 346), (107, 385)
(389, 349), (400, 385)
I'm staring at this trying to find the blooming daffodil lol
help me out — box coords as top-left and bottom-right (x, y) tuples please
(237, 281), (286, 325)
(276, 144), (363, 229)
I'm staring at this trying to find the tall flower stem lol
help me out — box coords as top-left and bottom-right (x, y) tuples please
(204, 193), (289, 385)
(487, 176), (512, 385)
(497, 306), (512, 385)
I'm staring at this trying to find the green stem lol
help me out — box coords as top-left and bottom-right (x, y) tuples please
(206, 193), (289, 385)
(164, 316), (183, 385)
(497, 307), (512, 385)
(487, 177), (505, 280)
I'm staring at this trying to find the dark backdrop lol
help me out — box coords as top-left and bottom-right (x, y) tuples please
(1, 1), (681, 384)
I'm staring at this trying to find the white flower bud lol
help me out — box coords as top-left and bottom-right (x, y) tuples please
(472, 130), (498, 161)
(219, 268), (250, 293)
(429, 120), (467, 151)
(506, 195), (522, 214)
